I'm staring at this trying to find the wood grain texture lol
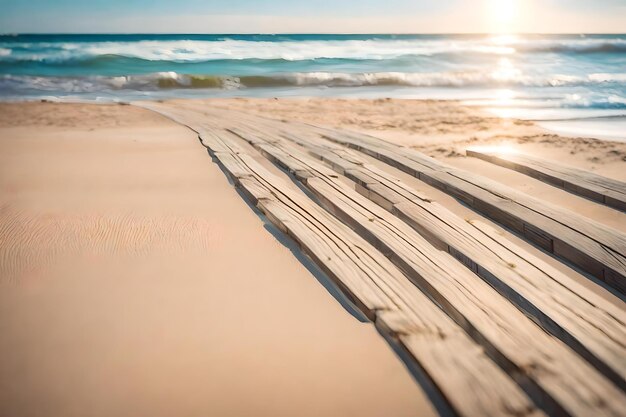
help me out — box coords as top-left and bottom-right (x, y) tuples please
(310, 127), (626, 295)
(466, 150), (626, 211)
(212, 116), (626, 417)
(250, 125), (626, 390)
(138, 102), (542, 417)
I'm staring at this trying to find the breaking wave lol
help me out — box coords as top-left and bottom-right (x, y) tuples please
(1, 34), (624, 109)
(1, 37), (625, 64)
(2, 71), (626, 94)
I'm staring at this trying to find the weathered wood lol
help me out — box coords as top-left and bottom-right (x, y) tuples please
(217, 119), (626, 417)
(312, 128), (626, 295)
(467, 149), (626, 212)
(202, 110), (626, 376)
(260, 125), (626, 389)
(139, 101), (543, 417)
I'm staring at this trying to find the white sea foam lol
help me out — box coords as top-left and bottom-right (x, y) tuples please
(279, 71), (626, 88)
(588, 73), (626, 83)
(3, 71), (625, 94)
(1, 39), (500, 62)
(2, 36), (625, 63)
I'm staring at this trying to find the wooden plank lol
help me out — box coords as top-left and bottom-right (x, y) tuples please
(283, 128), (626, 388)
(466, 149), (626, 211)
(223, 118), (626, 389)
(314, 128), (626, 295)
(219, 119), (626, 417)
(138, 101), (543, 417)
(206, 113), (626, 291)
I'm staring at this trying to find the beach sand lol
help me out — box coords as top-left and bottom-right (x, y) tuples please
(0, 102), (434, 417)
(1, 98), (625, 416)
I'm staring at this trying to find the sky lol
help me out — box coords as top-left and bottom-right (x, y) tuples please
(1, 0), (625, 34)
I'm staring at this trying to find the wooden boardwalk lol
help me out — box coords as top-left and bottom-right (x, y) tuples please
(229, 119), (626, 389)
(138, 101), (626, 417)
(466, 149), (626, 211)
(307, 127), (626, 295)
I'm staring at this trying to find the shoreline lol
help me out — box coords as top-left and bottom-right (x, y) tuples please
(536, 116), (626, 142)
(2, 93), (625, 143)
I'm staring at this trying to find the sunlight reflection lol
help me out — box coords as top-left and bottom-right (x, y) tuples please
(485, 107), (522, 119)
(480, 45), (516, 55)
(493, 89), (517, 106)
(491, 57), (521, 82)
(489, 34), (519, 46)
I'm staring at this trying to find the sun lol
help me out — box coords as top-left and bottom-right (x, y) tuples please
(490, 0), (518, 22)
(488, 0), (519, 31)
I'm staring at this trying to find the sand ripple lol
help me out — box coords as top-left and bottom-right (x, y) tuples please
(0, 205), (220, 283)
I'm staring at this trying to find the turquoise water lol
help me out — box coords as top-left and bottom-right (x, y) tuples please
(1, 34), (625, 133)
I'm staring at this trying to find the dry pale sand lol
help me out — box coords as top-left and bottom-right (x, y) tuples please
(0, 102), (434, 417)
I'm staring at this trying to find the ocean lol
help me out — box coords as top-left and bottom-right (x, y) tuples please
(1, 34), (625, 139)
